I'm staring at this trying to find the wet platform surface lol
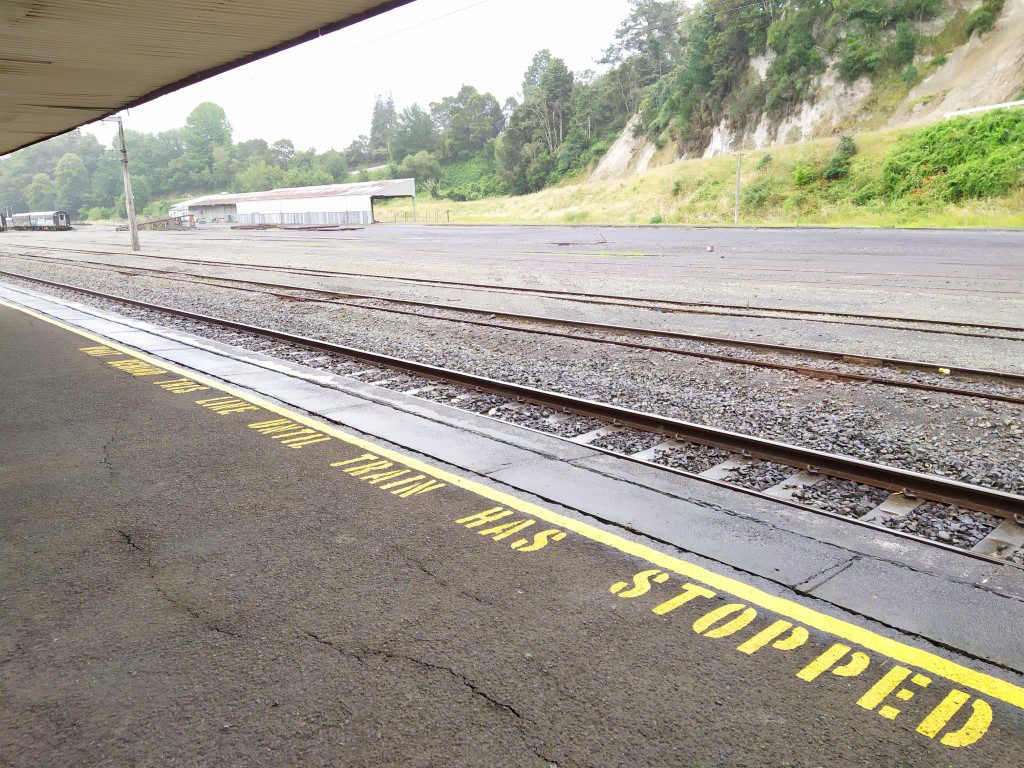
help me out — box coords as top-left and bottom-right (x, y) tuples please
(2, 299), (1022, 766)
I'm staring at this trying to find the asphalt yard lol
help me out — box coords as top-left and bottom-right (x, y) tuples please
(2, 297), (1023, 766)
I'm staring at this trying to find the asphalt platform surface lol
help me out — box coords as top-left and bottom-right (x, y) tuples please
(2, 301), (1022, 766)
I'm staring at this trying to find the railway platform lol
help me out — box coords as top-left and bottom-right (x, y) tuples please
(2, 285), (1024, 766)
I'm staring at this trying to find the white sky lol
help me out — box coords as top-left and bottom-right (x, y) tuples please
(84, 0), (633, 153)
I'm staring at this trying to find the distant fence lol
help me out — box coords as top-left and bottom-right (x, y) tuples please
(385, 210), (451, 224)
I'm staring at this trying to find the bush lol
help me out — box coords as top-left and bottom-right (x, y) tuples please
(86, 206), (115, 220)
(902, 64), (919, 88)
(822, 134), (858, 181)
(742, 179), (779, 208)
(564, 210), (590, 223)
(929, 54), (947, 67)
(649, 213), (664, 224)
(671, 180), (684, 197)
(837, 34), (886, 83)
(882, 109), (1024, 202)
(791, 162), (817, 186)
(966, 0), (1005, 36)
(755, 154), (773, 171)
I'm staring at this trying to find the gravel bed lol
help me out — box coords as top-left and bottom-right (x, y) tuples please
(793, 478), (892, 518)
(543, 414), (607, 438)
(406, 383), (466, 402)
(723, 461), (795, 491)
(881, 502), (999, 549)
(652, 443), (733, 474)
(493, 404), (607, 437)
(453, 392), (512, 414)
(590, 429), (666, 455)
(1007, 549), (1024, 565)
(376, 374), (437, 392)
(5, 264), (1024, 498)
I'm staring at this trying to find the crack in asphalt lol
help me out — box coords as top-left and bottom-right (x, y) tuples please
(115, 528), (242, 639)
(301, 630), (526, 721)
(402, 553), (494, 607)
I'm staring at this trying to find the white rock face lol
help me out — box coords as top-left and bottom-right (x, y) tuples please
(590, 115), (660, 182)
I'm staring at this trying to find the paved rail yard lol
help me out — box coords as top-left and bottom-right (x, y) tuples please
(2, 224), (1023, 765)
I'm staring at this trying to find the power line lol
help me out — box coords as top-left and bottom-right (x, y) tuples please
(312, 0), (502, 64)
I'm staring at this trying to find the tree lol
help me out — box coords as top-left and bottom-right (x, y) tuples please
(282, 166), (333, 188)
(369, 94), (398, 162)
(270, 139), (296, 167)
(54, 153), (89, 216)
(25, 172), (57, 210)
(397, 151), (442, 194)
(538, 57), (575, 153)
(182, 102), (232, 172)
(317, 150), (349, 182)
(430, 85), (505, 162)
(394, 104), (439, 161)
(234, 160), (284, 192)
(344, 135), (372, 168)
(600, 0), (682, 83)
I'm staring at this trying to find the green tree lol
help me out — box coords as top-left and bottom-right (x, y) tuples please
(370, 94), (398, 162)
(182, 102), (232, 172)
(431, 85), (505, 162)
(270, 139), (296, 167)
(54, 152), (89, 216)
(234, 160), (284, 192)
(394, 104), (440, 161)
(600, 0), (682, 82)
(282, 166), (333, 188)
(25, 172), (57, 210)
(397, 151), (442, 194)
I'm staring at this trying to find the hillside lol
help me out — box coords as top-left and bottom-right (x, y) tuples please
(382, 109), (1024, 228)
(590, 0), (1024, 179)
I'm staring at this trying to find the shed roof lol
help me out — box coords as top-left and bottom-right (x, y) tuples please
(1, 0), (412, 156)
(173, 179), (416, 208)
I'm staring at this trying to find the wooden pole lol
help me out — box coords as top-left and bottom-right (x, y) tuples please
(116, 118), (141, 251)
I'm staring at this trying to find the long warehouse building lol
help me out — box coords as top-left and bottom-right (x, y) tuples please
(169, 178), (415, 226)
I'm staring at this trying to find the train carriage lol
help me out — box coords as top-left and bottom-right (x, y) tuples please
(10, 210), (71, 231)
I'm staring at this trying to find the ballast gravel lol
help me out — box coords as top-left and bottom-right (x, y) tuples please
(881, 502), (999, 549)
(793, 478), (893, 518)
(5, 265), (1024, 503)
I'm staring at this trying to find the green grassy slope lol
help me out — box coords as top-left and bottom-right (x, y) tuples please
(381, 112), (1024, 228)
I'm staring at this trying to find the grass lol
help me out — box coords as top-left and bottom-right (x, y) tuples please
(378, 119), (1024, 229)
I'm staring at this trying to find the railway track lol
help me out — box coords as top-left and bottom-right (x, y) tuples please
(8, 243), (1024, 340)
(4, 270), (1023, 568)
(4, 255), (1024, 406)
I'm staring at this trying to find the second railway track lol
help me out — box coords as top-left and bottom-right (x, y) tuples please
(4, 254), (1024, 406)
(9, 243), (1024, 340)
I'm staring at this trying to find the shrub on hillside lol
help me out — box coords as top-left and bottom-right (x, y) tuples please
(791, 162), (817, 187)
(742, 178), (780, 208)
(966, 0), (1005, 36)
(822, 134), (858, 181)
(881, 109), (1024, 202)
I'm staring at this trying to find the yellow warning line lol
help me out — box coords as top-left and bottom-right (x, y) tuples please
(4, 295), (1023, 710)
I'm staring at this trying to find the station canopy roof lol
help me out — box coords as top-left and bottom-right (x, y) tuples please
(172, 179), (416, 210)
(1, 0), (412, 157)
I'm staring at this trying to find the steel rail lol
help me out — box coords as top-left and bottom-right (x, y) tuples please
(7, 257), (1024, 400)
(5, 269), (1023, 520)
(8, 243), (1024, 338)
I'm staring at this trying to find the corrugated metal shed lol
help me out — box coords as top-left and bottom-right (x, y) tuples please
(173, 179), (416, 209)
(170, 179), (415, 226)
(0, 0), (413, 156)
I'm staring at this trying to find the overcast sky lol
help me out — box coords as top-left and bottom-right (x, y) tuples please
(85, 0), (633, 153)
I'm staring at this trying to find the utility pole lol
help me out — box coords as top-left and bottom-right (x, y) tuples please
(105, 116), (140, 251)
(734, 153), (743, 226)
